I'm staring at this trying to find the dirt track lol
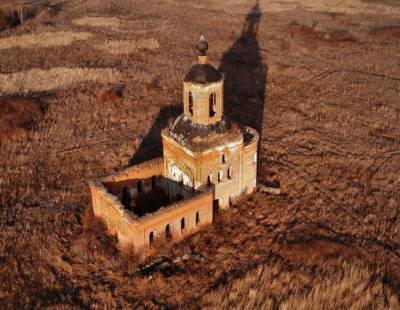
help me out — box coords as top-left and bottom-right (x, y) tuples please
(0, 0), (399, 307)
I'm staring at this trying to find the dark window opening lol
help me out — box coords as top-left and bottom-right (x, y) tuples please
(151, 176), (157, 189)
(137, 180), (143, 193)
(209, 93), (216, 117)
(149, 231), (155, 246)
(207, 174), (212, 185)
(222, 153), (227, 163)
(189, 92), (194, 116)
(122, 186), (131, 209)
(228, 167), (233, 179)
(181, 217), (186, 232)
(218, 171), (223, 182)
(196, 211), (200, 226)
(165, 224), (172, 241)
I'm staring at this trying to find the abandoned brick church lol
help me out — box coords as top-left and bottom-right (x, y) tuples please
(90, 37), (259, 256)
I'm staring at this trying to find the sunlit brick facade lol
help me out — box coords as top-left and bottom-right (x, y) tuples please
(90, 37), (259, 257)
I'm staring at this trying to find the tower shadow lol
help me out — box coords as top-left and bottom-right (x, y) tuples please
(219, 0), (267, 135)
(129, 104), (180, 165)
(130, 1), (267, 165)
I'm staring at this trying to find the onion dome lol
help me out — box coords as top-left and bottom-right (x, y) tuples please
(183, 36), (223, 84)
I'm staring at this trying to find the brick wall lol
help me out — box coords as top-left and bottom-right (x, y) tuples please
(242, 127), (259, 194)
(90, 157), (213, 257)
(136, 192), (213, 256)
(183, 81), (224, 125)
(102, 157), (164, 195)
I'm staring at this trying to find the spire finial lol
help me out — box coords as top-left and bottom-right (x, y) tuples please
(196, 36), (208, 64)
(196, 36), (208, 56)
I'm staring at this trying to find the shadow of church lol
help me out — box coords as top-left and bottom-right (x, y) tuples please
(219, 0), (267, 135)
(130, 0), (267, 165)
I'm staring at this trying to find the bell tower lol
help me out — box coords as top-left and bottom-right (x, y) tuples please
(183, 36), (224, 126)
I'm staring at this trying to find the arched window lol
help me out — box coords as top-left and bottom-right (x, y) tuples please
(149, 231), (155, 246)
(137, 180), (143, 193)
(218, 170), (224, 182)
(228, 167), (233, 179)
(165, 224), (172, 241)
(181, 217), (186, 232)
(207, 174), (213, 185)
(222, 153), (227, 163)
(209, 93), (216, 117)
(188, 92), (193, 116)
(196, 211), (200, 226)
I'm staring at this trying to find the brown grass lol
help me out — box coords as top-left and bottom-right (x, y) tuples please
(0, 96), (45, 141)
(0, 67), (121, 95)
(94, 39), (160, 54)
(72, 16), (121, 29)
(1, 0), (400, 307)
(201, 262), (400, 309)
(0, 31), (92, 50)
(0, 2), (36, 31)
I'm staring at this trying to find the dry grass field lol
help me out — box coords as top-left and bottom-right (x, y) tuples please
(0, 0), (400, 308)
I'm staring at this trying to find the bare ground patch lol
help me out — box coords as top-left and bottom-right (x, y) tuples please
(0, 2), (36, 31)
(94, 39), (159, 55)
(197, 0), (400, 14)
(0, 67), (121, 95)
(0, 96), (46, 141)
(270, 0), (400, 14)
(362, 0), (400, 7)
(0, 31), (92, 50)
(288, 22), (358, 46)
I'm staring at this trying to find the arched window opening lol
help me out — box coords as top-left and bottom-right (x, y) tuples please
(181, 217), (186, 232)
(137, 180), (143, 193)
(149, 231), (155, 246)
(165, 224), (172, 241)
(196, 211), (200, 226)
(188, 92), (194, 116)
(209, 93), (216, 117)
(222, 153), (227, 163)
(151, 176), (157, 189)
(228, 167), (233, 179)
(218, 170), (224, 182)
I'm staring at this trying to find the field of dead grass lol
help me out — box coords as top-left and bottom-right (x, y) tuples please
(94, 39), (160, 55)
(0, 67), (121, 95)
(0, 31), (91, 50)
(201, 261), (400, 309)
(72, 16), (121, 29)
(0, 96), (46, 140)
(0, 0), (399, 308)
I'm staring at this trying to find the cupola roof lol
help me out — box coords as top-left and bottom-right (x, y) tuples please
(183, 36), (223, 84)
